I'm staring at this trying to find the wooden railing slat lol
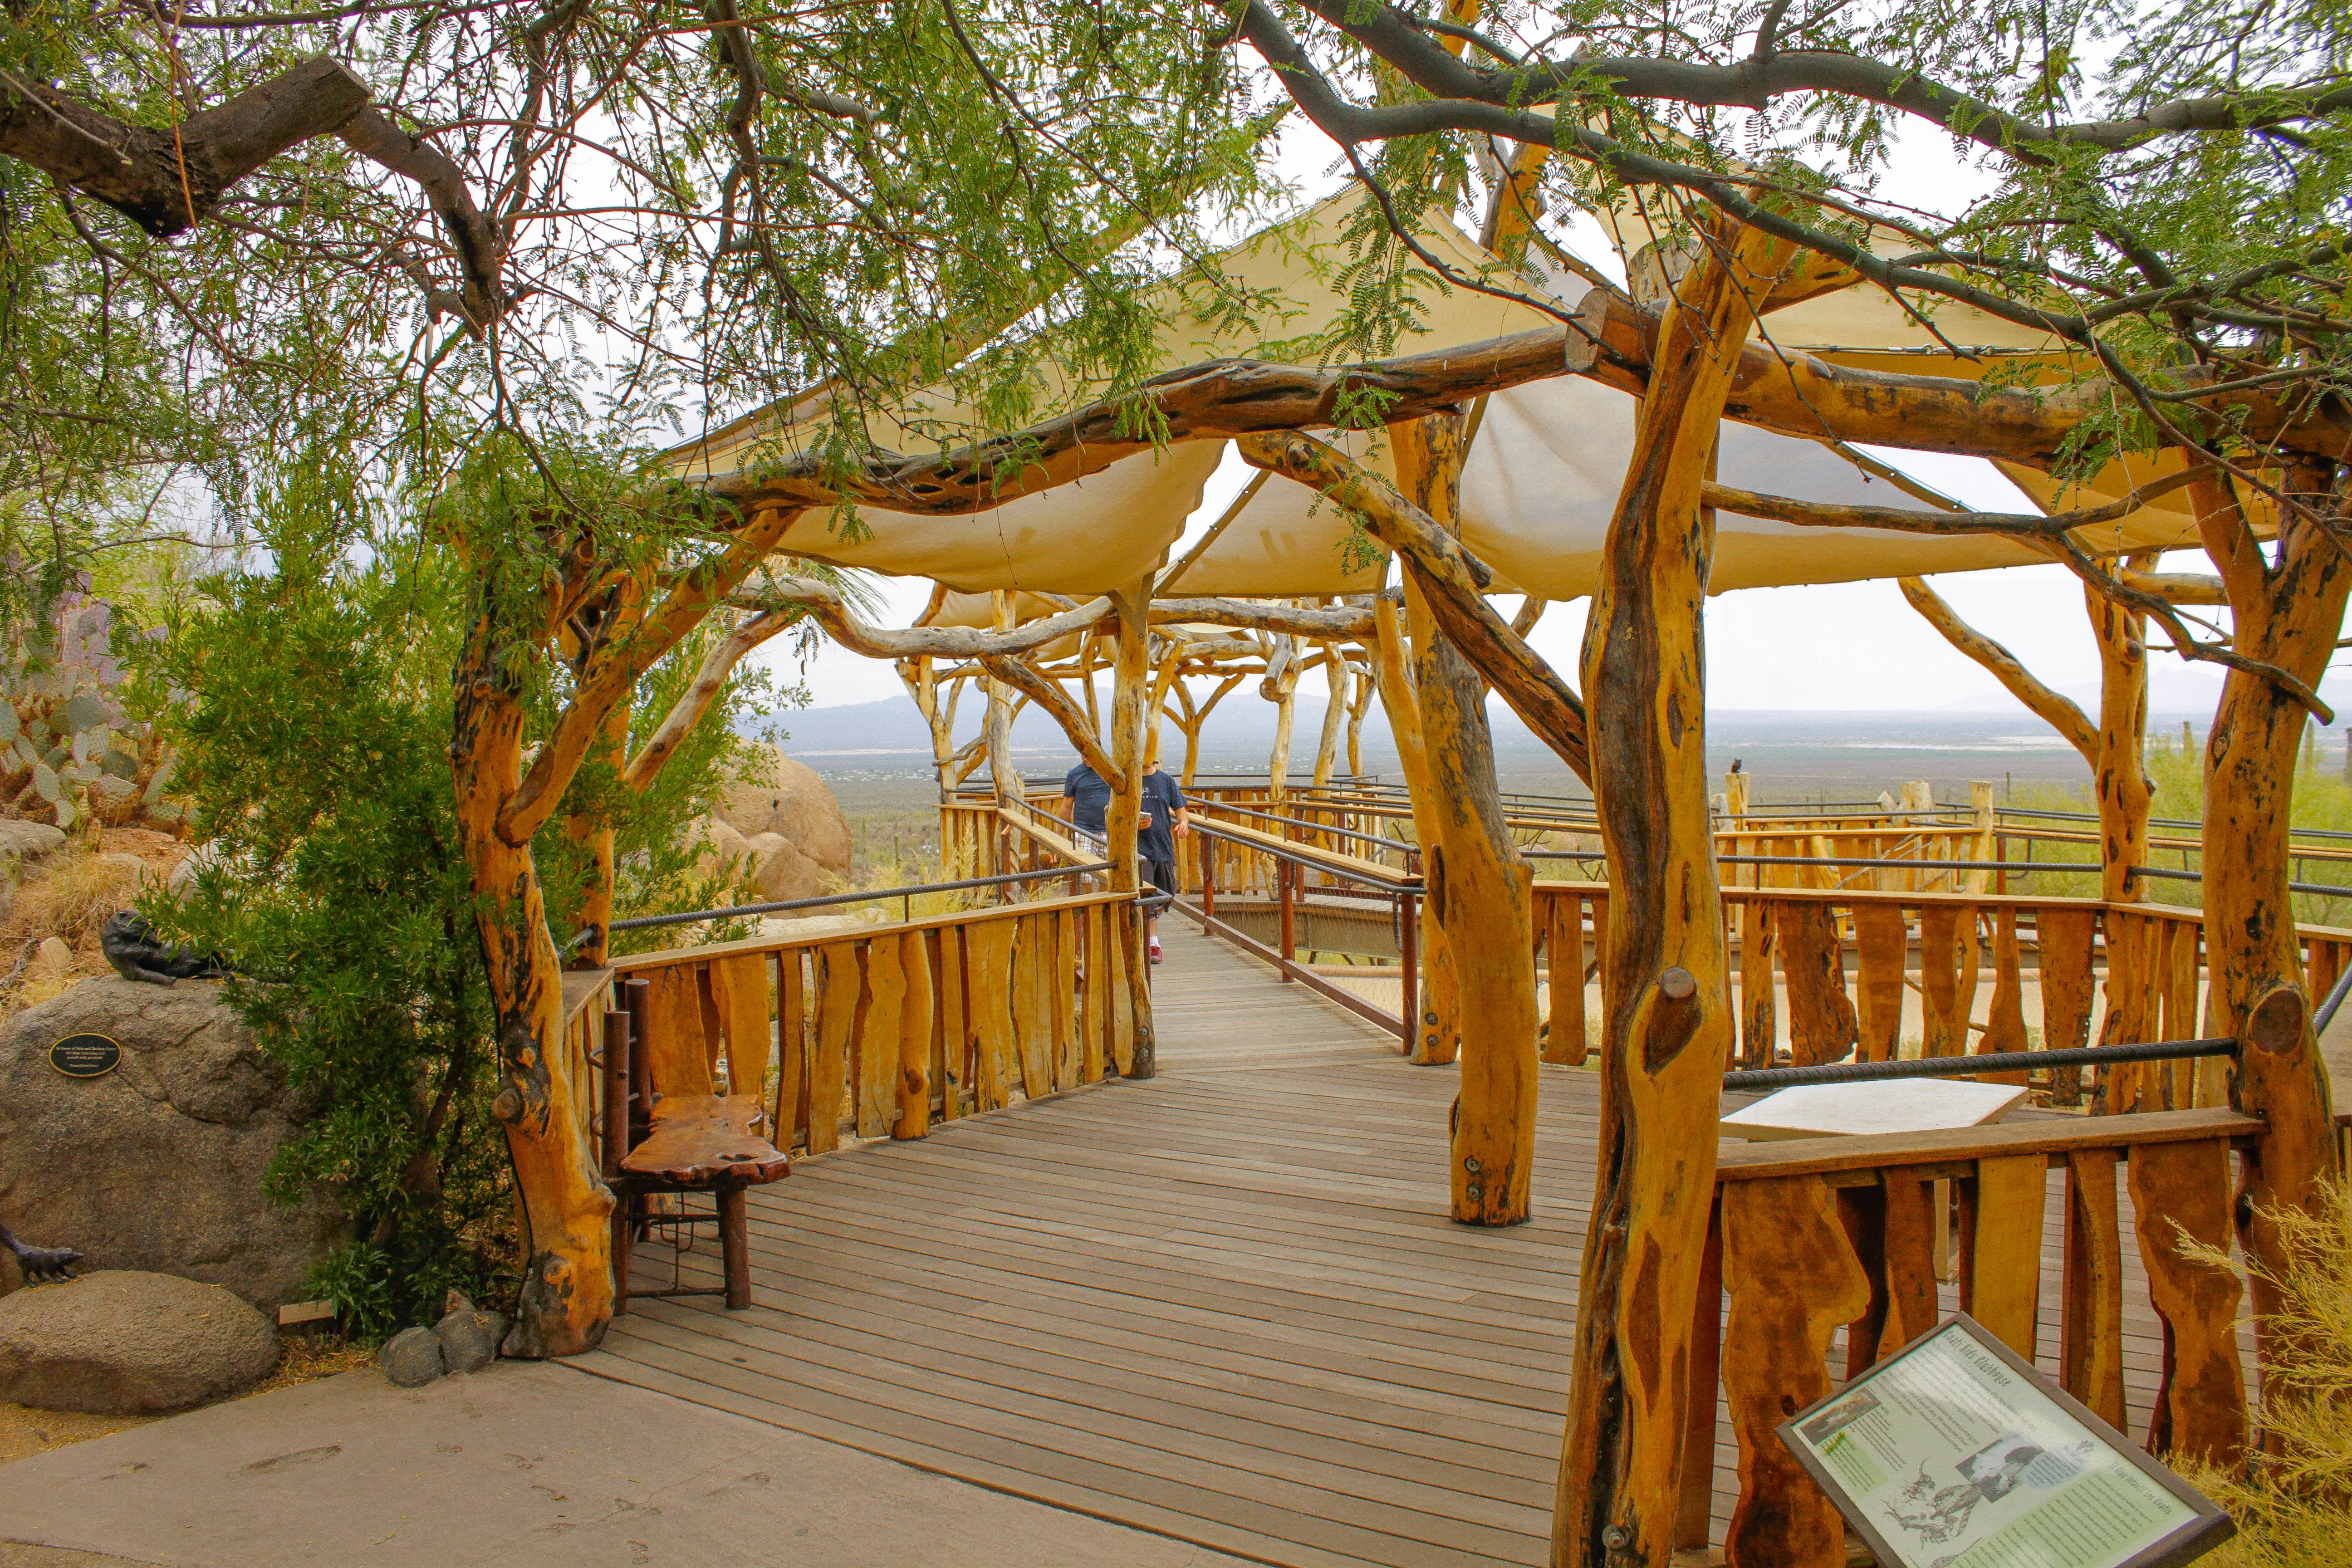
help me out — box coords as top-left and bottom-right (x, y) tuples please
(2061, 1148), (2128, 1429)
(1960, 1154), (2047, 1359)
(2126, 1137), (2249, 1465)
(1721, 1176), (1872, 1568)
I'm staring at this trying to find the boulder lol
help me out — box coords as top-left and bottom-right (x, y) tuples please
(743, 830), (833, 903)
(0, 980), (347, 1308)
(0, 820), (68, 864)
(432, 1305), (503, 1374)
(0, 1270), (278, 1413)
(379, 1325), (444, 1388)
(688, 814), (753, 884)
(27, 936), (72, 980)
(717, 745), (850, 875)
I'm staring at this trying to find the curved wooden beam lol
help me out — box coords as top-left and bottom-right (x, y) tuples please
(978, 654), (1127, 793)
(1152, 598), (1375, 636)
(1898, 578), (2098, 765)
(1233, 429), (1592, 782)
(624, 608), (804, 791)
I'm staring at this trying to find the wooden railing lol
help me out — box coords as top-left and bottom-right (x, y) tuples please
(1691, 1107), (2259, 1566)
(1534, 883), (2352, 1109)
(601, 889), (1142, 1155)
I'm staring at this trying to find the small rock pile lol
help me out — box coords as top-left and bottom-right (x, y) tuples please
(378, 1293), (509, 1388)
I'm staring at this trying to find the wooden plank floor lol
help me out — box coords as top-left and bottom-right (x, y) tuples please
(575, 921), (2196, 1568)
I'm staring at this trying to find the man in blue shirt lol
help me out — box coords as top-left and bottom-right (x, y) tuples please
(1063, 760), (1189, 962)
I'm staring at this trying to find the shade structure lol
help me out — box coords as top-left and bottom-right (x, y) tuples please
(672, 186), (2206, 603)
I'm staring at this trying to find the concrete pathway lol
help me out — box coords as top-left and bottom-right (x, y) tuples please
(0, 1362), (1254, 1568)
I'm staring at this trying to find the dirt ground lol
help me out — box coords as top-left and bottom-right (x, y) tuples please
(0, 1331), (371, 1466)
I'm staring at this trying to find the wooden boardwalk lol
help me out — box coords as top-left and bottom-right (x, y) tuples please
(576, 921), (2185, 1568)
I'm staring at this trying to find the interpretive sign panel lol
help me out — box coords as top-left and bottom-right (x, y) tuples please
(1779, 1315), (2233, 1568)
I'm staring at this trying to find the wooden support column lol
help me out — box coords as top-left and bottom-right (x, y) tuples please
(1393, 409), (1539, 1228)
(453, 597), (614, 1357)
(1313, 644), (1349, 788)
(1108, 576), (1157, 1079)
(1555, 217), (1794, 1568)
(2087, 561), (2155, 902)
(985, 591), (1019, 810)
(1264, 632), (1300, 805)
(1346, 656), (1377, 777)
(2192, 469), (2350, 1400)
(1372, 592), (1460, 1067)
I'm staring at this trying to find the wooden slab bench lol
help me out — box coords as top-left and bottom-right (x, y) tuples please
(603, 979), (790, 1312)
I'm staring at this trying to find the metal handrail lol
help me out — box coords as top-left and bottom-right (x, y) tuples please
(1188, 818), (1425, 892)
(1723, 1037), (2239, 1092)
(2127, 864), (2352, 901)
(611, 862), (1113, 931)
(1194, 799), (1418, 857)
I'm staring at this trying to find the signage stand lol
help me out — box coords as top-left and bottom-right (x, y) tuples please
(1779, 1315), (2234, 1568)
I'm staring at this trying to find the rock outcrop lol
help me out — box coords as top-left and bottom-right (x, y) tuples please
(712, 744), (850, 902)
(0, 1270), (278, 1413)
(0, 979), (346, 1308)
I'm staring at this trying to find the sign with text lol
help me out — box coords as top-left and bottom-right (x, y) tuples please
(47, 1032), (122, 1079)
(1780, 1316), (2233, 1568)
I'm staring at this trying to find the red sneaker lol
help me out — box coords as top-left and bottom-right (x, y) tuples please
(1149, 944), (1164, 964)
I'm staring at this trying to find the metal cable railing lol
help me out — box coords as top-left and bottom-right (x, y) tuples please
(1723, 1037), (2239, 1092)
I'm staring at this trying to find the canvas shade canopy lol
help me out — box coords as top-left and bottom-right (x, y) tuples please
(669, 188), (2205, 604)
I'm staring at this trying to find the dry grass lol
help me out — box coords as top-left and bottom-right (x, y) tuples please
(0, 831), (188, 1017)
(2179, 1178), (2352, 1568)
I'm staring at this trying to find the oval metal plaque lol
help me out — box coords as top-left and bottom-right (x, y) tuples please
(48, 1033), (121, 1079)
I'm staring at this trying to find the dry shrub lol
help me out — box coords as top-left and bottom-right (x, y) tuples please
(2180, 1177), (2352, 1568)
(3, 849), (143, 951)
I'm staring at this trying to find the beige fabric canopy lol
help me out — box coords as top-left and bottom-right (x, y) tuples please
(671, 187), (2205, 602)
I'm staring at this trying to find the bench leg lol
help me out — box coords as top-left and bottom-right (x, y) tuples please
(610, 1194), (633, 1315)
(719, 1186), (751, 1310)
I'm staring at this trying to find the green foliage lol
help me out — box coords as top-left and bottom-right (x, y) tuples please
(139, 456), (787, 1336)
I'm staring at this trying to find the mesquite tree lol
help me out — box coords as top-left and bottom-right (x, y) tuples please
(1217, 3), (2352, 1562)
(7, 0), (1277, 1352)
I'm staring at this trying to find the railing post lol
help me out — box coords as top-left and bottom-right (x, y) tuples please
(1201, 835), (1217, 926)
(1400, 888), (1419, 1047)
(1278, 857), (1296, 980)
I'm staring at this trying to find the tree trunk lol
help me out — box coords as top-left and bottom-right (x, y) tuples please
(1109, 578), (1157, 1078)
(1372, 590), (1461, 1067)
(2193, 471), (2349, 1398)
(1313, 644), (1349, 788)
(452, 597), (615, 1358)
(986, 592), (1019, 809)
(1555, 218), (1794, 1568)
(2087, 559), (2155, 902)
(1393, 410), (1539, 1227)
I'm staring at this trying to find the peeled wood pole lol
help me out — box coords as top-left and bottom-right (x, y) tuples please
(1556, 219), (1794, 1568)
(2087, 560), (2156, 902)
(985, 591), (1019, 812)
(2193, 470), (2349, 1397)
(1264, 633), (1300, 804)
(1394, 410), (1539, 1227)
(1109, 577), (1157, 1078)
(1372, 590), (1461, 1067)
(1313, 644), (1349, 789)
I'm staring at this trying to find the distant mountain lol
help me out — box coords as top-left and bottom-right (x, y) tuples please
(751, 689), (2172, 794)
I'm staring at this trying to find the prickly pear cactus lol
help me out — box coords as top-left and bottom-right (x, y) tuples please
(1, 576), (179, 833)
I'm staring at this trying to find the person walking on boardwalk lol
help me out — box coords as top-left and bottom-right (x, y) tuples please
(1063, 759), (1189, 963)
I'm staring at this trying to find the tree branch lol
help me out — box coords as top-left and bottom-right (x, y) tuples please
(0, 56), (369, 236)
(1898, 577), (2098, 764)
(977, 654), (1126, 792)
(622, 608), (804, 792)
(1234, 427), (1592, 781)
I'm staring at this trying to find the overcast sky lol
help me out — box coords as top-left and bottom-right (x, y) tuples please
(749, 84), (2352, 725)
